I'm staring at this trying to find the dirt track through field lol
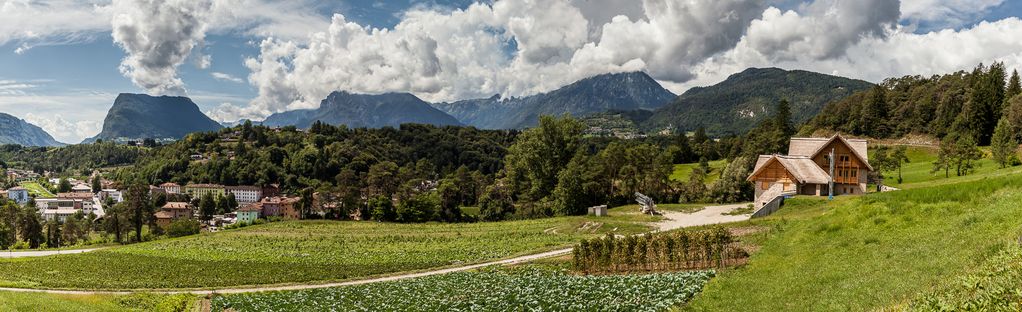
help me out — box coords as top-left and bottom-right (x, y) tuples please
(0, 204), (752, 295)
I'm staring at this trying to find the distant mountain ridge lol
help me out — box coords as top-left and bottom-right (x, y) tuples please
(84, 93), (223, 143)
(432, 71), (676, 129)
(0, 113), (63, 147)
(261, 91), (462, 129)
(644, 68), (874, 136)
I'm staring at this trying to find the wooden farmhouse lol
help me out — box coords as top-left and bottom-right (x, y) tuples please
(747, 135), (872, 203)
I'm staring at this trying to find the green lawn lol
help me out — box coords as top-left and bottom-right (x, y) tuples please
(671, 160), (726, 184)
(18, 182), (54, 198)
(683, 171), (1022, 311)
(0, 212), (656, 290)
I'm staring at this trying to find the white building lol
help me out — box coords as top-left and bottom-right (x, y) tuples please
(226, 186), (263, 204)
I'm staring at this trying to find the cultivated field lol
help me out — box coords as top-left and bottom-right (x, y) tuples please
(211, 267), (713, 312)
(0, 210), (655, 290)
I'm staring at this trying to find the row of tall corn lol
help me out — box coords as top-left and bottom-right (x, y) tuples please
(573, 227), (746, 273)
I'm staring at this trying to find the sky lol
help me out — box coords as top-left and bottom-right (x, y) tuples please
(1, 0), (1021, 143)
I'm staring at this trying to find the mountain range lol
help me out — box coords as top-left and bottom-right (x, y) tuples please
(0, 67), (879, 147)
(83, 93), (224, 143)
(261, 91), (462, 129)
(433, 72), (676, 129)
(0, 113), (63, 147)
(644, 68), (874, 136)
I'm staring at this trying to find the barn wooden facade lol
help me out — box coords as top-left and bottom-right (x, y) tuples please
(747, 135), (872, 201)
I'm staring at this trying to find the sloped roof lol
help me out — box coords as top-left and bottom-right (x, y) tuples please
(749, 155), (831, 184)
(788, 135), (871, 170)
(155, 211), (174, 219)
(162, 202), (193, 210)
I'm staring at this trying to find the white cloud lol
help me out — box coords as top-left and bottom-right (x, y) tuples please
(23, 113), (102, 144)
(743, 0), (900, 61)
(211, 72), (244, 83)
(109, 0), (212, 96)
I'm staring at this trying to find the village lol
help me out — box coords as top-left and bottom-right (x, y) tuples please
(2, 170), (302, 234)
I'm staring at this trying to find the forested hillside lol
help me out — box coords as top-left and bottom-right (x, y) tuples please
(0, 142), (144, 174)
(645, 68), (873, 136)
(805, 63), (1021, 145)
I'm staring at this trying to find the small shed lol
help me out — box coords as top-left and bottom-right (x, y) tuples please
(587, 205), (608, 217)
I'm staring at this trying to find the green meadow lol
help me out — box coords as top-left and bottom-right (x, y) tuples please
(684, 170), (1022, 311)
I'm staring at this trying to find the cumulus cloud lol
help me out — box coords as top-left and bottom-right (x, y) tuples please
(743, 0), (900, 61)
(109, 0), (212, 96)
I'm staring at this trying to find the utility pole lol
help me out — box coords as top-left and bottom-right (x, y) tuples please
(828, 148), (835, 200)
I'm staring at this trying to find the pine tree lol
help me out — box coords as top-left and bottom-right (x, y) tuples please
(860, 86), (888, 138)
(774, 99), (794, 136)
(991, 118), (1016, 168)
(1007, 70), (1022, 103)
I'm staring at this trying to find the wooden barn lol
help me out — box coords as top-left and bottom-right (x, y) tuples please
(747, 135), (872, 202)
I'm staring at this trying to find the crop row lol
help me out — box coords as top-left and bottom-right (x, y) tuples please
(211, 268), (715, 312)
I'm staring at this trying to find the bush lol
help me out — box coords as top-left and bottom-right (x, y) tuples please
(397, 192), (440, 223)
(166, 219), (201, 238)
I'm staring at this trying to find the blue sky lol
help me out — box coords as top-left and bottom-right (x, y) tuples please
(0, 0), (1020, 143)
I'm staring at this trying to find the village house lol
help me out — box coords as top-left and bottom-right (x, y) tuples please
(236, 203), (262, 224)
(156, 202), (195, 228)
(260, 196), (301, 219)
(160, 182), (182, 194)
(184, 184), (226, 199)
(747, 135), (872, 205)
(226, 185), (263, 204)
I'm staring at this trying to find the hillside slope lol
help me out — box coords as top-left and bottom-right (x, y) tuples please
(85, 93), (223, 143)
(646, 68), (873, 136)
(262, 91), (462, 129)
(0, 113), (62, 146)
(433, 72), (676, 129)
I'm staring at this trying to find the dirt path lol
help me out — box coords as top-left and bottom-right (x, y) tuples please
(0, 206), (752, 295)
(656, 203), (753, 231)
(0, 248), (103, 258)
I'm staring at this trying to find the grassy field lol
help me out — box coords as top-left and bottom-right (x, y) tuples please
(211, 267), (713, 312)
(0, 210), (656, 290)
(873, 146), (1016, 190)
(18, 181), (54, 198)
(671, 160), (726, 184)
(683, 172), (1022, 311)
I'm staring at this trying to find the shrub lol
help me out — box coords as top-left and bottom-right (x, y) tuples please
(166, 219), (201, 238)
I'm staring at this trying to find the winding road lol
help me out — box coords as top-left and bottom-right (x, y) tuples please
(0, 204), (753, 295)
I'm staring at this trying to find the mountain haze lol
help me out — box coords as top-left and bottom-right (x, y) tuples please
(0, 113), (63, 147)
(261, 91), (462, 129)
(433, 71), (676, 129)
(645, 68), (874, 136)
(84, 93), (223, 143)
